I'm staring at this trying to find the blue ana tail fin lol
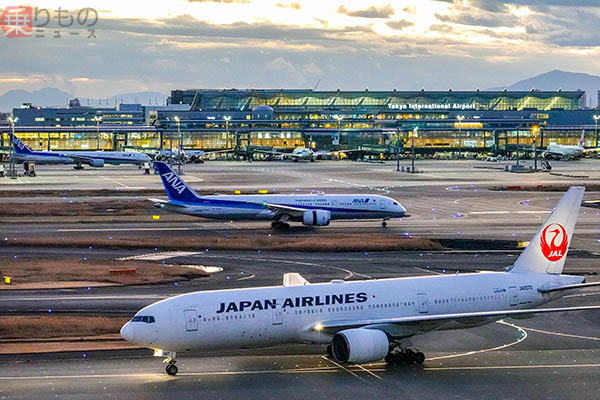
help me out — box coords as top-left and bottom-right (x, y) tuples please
(12, 135), (33, 154)
(153, 161), (202, 203)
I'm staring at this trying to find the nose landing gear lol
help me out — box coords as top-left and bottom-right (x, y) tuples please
(156, 350), (178, 375)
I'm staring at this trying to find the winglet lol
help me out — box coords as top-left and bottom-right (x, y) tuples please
(510, 186), (584, 275)
(153, 161), (202, 203)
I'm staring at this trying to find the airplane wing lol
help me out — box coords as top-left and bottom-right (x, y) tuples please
(311, 305), (600, 334)
(254, 202), (308, 217)
(59, 153), (98, 165)
(583, 148), (600, 153)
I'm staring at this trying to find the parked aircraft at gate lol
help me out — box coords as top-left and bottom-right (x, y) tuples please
(542, 130), (600, 160)
(151, 161), (406, 228)
(123, 186), (600, 375)
(11, 135), (151, 169)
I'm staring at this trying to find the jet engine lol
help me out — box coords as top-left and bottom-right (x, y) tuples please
(88, 159), (105, 167)
(302, 210), (331, 226)
(331, 328), (389, 364)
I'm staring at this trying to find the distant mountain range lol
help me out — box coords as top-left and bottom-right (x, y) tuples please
(488, 70), (600, 107)
(0, 88), (169, 112)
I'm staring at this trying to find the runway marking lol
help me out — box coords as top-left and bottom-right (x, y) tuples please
(1, 295), (166, 301)
(469, 211), (551, 215)
(424, 364), (600, 372)
(354, 364), (383, 380)
(100, 176), (129, 188)
(237, 274), (256, 281)
(117, 251), (201, 261)
(58, 228), (194, 232)
(426, 321), (527, 361)
(517, 326), (600, 341)
(320, 356), (363, 379)
(413, 267), (443, 275)
(565, 291), (600, 298)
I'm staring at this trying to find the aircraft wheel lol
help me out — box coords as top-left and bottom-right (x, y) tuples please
(381, 221), (387, 227)
(414, 352), (425, 364)
(271, 221), (279, 229)
(166, 364), (178, 376)
(326, 345), (333, 358)
(384, 353), (395, 365)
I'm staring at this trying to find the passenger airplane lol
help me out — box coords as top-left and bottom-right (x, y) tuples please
(122, 186), (600, 375)
(151, 161), (406, 228)
(11, 135), (151, 169)
(255, 147), (326, 162)
(542, 130), (600, 160)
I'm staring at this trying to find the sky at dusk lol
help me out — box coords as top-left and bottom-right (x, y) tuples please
(0, 0), (599, 97)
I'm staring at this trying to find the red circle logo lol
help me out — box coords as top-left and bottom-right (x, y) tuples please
(540, 223), (568, 262)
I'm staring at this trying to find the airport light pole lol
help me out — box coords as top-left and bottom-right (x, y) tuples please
(93, 116), (102, 150)
(594, 115), (599, 148)
(7, 116), (18, 178)
(224, 115), (231, 148)
(174, 116), (182, 174)
(396, 126), (400, 172)
(456, 115), (464, 155)
(532, 125), (540, 171)
(411, 126), (418, 173)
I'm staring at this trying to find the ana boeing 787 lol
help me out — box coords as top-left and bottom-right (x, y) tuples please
(122, 186), (600, 375)
(151, 161), (407, 228)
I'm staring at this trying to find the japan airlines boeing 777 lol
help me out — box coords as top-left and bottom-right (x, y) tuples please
(122, 186), (600, 375)
(151, 161), (407, 228)
(11, 135), (151, 169)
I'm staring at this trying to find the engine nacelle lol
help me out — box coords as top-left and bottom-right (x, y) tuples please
(88, 159), (105, 167)
(302, 210), (331, 226)
(331, 328), (389, 364)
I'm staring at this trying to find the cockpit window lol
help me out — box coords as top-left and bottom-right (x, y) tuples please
(393, 202), (399, 205)
(132, 315), (155, 323)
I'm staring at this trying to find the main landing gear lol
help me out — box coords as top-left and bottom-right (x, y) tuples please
(385, 347), (425, 365)
(74, 163), (84, 170)
(271, 220), (290, 230)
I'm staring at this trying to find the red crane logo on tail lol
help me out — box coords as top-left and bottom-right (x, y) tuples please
(540, 223), (568, 262)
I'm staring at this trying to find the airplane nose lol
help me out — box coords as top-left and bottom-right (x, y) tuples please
(120, 322), (135, 342)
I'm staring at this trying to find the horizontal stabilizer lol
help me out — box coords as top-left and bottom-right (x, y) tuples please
(538, 281), (600, 293)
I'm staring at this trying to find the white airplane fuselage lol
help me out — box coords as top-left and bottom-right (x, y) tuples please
(14, 150), (151, 165)
(161, 193), (406, 221)
(122, 271), (583, 352)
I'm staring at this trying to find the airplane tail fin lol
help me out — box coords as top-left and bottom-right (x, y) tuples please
(578, 130), (585, 147)
(153, 161), (202, 203)
(510, 186), (584, 275)
(12, 134), (33, 154)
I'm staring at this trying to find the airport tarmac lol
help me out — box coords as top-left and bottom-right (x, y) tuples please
(1, 159), (599, 399)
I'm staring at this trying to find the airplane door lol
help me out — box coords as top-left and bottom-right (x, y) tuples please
(417, 293), (429, 313)
(380, 199), (386, 209)
(272, 299), (284, 326)
(184, 309), (198, 331)
(509, 286), (518, 306)
(332, 200), (338, 207)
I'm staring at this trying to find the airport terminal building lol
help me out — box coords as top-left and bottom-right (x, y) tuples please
(2, 89), (599, 156)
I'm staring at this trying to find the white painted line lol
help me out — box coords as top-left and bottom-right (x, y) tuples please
(470, 211), (551, 215)
(354, 364), (383, 380)
(427, 320), (527, 361)
(237, 274), (256, 281)
(58, 228), (194, 232)
(518, 326), (600, 341)
(100, 176), (129, 188)
(118, 251), (201, 261)
(424, 364), (600, 371)
(320, 355), (363, 380)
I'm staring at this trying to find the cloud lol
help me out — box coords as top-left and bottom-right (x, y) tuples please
(276, 2), (301, 10)
(188, 0), (250, 3)
(337, 5), (395, 19)
(386, 20), (414, 30)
